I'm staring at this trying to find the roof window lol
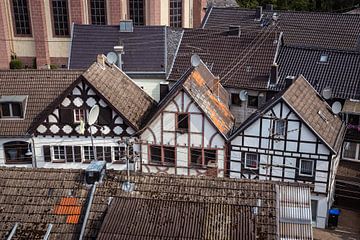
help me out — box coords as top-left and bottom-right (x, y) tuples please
(319, 53), (328, 63)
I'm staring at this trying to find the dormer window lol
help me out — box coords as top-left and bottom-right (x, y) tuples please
(320, 53), (328, 63)
(0, 96), (27, 119)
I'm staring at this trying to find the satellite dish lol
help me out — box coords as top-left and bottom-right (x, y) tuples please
(106, 52), (118, 64)
(239, 90), (248, 101)
(331, 101), (342, 114)
(322, 87), (332, 100)
(88, 105), (100, 125)
(191, 54), (201, 67)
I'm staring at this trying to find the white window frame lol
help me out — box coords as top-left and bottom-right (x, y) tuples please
(0, 102), (22, 118)
(342, 141), (360, 162)
(274, 119), (286, 136)
(73, 109), (85, 123)
(52, 146), (66, 161)
(244, 152), (259, 170)
(299, 159), (314, 177)
(114, 146), (126, 162)
(83, 146), (94, 162)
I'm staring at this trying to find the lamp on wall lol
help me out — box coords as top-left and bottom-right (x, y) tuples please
(25, 143), (32, 156)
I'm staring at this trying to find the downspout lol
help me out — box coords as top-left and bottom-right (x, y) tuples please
(31, 134), (37, 168)
(79, 182), (97, 240)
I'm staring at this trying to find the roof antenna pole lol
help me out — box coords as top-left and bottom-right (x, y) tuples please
(43, 224), (53, 240)
(6, 223), (18, 240)
(79, 182), (98, 240)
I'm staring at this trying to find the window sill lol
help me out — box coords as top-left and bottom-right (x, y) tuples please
(148, 162), (175, 167)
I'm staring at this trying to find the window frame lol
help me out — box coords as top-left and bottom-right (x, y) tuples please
(0, 102), (23, 118)
(73, 109), (85, 123)
(11, 0), (32, 36)
(176, 113), (189, 132)
(50, 0), (70, 37)
(128, 0), (145, 26)
(52, 145), (66, 162)
(244, 152), (259, 170)
(149, 145), (175, 165)
(169, 0), (183, 28)
(342, 141), (360, 161)
(83, 146), (95, 162)
(88, 0), (107, 25)
(3, 141), (32, 164)
(299, 159), (314, 177)
(190, 148), (217, 167)
(274, 119), (286, 136)
(114, 145), (127, 162)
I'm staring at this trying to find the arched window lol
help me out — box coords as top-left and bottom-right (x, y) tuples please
(3, 141), (32, 164)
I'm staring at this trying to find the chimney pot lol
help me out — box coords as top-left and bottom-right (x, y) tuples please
(255, 6), (263, 19)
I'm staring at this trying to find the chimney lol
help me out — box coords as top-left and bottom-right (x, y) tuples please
(119, 20), (133, 32)
(255, 6), (263, 19)
(114, 44), (124, 70)
(159, 82), (170, 100)
(285, 76), (295, 88)
(97, 54), (105, 67)
(228, 25), (241, 37)
(265, 4), (273, 11)
(269, 64), (278, 85)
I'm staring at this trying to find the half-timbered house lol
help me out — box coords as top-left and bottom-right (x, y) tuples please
(140, 62), (235, 177)
(0, 55), (156, 170)
(229, 75), (346, 228)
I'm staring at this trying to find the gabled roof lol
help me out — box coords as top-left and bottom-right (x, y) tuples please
(69, 24), (182, 76)
(275, 45), (360, 100)
(82, 55), (157, 130)
(0, 70), (82, 137)
(207, 0), (239, 7)
(202, 7), (360, 51)
(168, 27), (279, 90)
(231, 75), (345, 153)
(152, 62), (234, 137)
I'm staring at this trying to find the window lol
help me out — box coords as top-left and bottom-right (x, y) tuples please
(83, 146), (95, 162)
(348, 114), (360, 125)
(12, 0), (31, 35)
(0, 102), (22, 118)
(245, 153), (258, 169)
(190, 148), (217, 166)
(319, 53), (328, 63)
(170, 0), (182, 27)
(247, 95), (258, 108)
(311, 200), (318, 223)
(343, 141), (359, 161)
(51, 0), (69, 36)
(114, 146), (126, 161)
(74, 109), (85, 123)
(150, 145), (175, 164)
(177, 113), (189, 132)
(204, 149), (216, 166)
(53, 146), (66, 161)
(231, 93), (242, 106)
(3, 141), (32, 164)
(191, 148), (202, 165)
(129, 0), (144, 26)
(89, 0), (107, 25)
(299, 159), (314, 177)
(274, 119), (286, 136)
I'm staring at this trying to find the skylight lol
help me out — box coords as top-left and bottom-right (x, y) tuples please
(320, 53), (328, 63)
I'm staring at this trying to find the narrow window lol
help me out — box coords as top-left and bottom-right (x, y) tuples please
(73, 109), (85, 123)
(204, 149), (216, 166)
(247, 95), (258, 108)
(150, 145), (161, 163)
(299, 159), (314, 177)
(53, 146), (66, 161)
(177, 113), (189, 132)
(51, 0), (69, 36)
(170, 0), (182, 27)
(190, 148), (202, 165)
(231, 93), (242, 106)
(83, 146), (95, 162)
(311, 200), (318, 223)
(129, 0), (144, 26)
(245, 153), (258, 169)
(89, 0), (107, 25)
(163, 146), (175, 164)
(274, 119), (286, 136)
(0, 102), (22, 118)
(12, 0), (31, 35)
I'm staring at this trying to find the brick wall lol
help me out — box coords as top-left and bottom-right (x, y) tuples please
(108, 0), (122, 24)
(148, 0), (161, 25)
(30, 0), (50, 68)
(193, 0), (208, 28)
(0, 0), (11, 69)
(70, 0), (85, 24)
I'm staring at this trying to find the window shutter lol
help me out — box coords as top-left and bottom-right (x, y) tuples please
(74, 146), (82, 162)
(59, 108), (73, 124)
(96, 146), (104, 161)
(104, 147), (112, 163)
(66, 146), (73, 162)
(98, 107), (112, 125)
(43, 145), (51, 162)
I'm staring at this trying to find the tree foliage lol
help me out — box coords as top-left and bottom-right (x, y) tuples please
(236, 0), (360, 12)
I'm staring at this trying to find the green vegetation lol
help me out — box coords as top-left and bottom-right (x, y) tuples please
(9, 56), (23, 69)
(236, 0), (359, 12)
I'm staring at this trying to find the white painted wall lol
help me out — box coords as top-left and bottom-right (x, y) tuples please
(132, 78), (164, 102)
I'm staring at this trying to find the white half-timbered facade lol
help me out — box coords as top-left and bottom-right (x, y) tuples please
(229, 76), (345, 228)
(141, 63), (234, 177)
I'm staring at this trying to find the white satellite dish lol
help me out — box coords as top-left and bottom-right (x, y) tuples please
(191, 54), (201, 67)
(331, 101), (342, 114)
(322, 87), (332, 100)
(239, 90), (248, 101)
(106, 52), (118, 64)
(88, 105), (100, 125)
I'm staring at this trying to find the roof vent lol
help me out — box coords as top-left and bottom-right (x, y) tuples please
(85, 161), (106, 185)
(269, 63), (279, 85)
(285, 76), (295, 88)
(228, 25), (241, 37)
(120, 20), (133, 32)
(319, 53), (328, 63)
(255, 6), (263, 19)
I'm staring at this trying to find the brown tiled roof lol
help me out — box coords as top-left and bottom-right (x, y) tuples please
(0, 70), (82, 137)
(202, 7), (360, 51)
(0, 167), (87, 239)
(282, 75), (345, 152)
(82, 55), (157, 130)
(168, 27), (279, 90)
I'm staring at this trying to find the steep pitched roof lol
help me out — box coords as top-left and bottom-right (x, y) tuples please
(69, 24), (182, 76)
(0, 167), (87, 239)
(0, 70), (82, 137)
(231, 75), (345, 153)
(168, 27), (279, 90)
(275, 45), (360, 100)
(202, 7), (360, 51)
(82, 55), (157, 130)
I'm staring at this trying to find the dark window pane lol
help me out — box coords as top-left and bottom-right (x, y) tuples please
(90, 0), (106, 25)
(1, 103), (11, 117)
(129, 0), (144, 25)
(164, 147), (175, 163)
(300, 159), (313, 176)
(191, 148), (202, 165)
(248, 95), (258, 108)
(170, 0), (182, 27)
(177, 113), (189, 131)
(4, 141), (32, 164)
(245, 153), (258, 169)
(51, 0), (69, 36)
(12, 0), (31, 35)
(11, 102), (22, 117)
(231, 93), (241, 106)
(204, 149), (216, 166)
(150, 145), (161, 162)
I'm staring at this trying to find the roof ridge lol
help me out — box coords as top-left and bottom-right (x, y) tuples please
(282, 44), (360, 54)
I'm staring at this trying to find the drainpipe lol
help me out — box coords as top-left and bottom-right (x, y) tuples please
(31, 134), (37, 168)
(79, 182), (98, 240)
